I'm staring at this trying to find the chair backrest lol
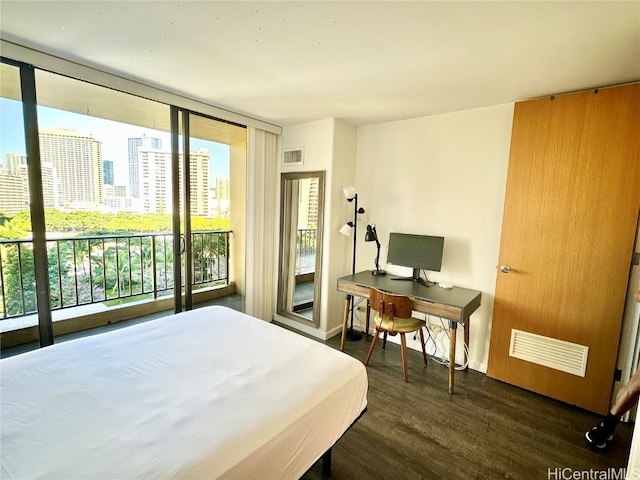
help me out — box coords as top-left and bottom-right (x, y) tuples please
(369, 287), (413, 319)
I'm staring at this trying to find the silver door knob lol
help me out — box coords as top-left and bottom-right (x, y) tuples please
(500, 264), (512, 273)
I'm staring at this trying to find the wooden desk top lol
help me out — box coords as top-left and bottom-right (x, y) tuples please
(337, 271), (482, 323)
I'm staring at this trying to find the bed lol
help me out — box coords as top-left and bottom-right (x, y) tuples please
(0, 306), (368, 479)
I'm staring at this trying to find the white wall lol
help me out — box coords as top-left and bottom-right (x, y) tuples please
(354, 104), (514, 372)
(279, 105), (514, 371)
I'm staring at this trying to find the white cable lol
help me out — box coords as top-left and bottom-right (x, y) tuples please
(436, 316), (469, 371)
(419, 316), (469, 370)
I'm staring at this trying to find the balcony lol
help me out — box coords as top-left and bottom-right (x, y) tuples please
(293, 228), (316, 314)
(0, 231), (233, 345)
(1, 228), (318, 348)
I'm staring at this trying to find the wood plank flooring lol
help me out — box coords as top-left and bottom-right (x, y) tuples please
(303, 333), (633, 480)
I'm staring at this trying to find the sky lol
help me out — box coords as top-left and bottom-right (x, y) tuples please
(0, 98), (230, 186)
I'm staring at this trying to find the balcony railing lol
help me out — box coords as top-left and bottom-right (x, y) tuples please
(0, 231), (230, 320)
(296, 228), (317, 276)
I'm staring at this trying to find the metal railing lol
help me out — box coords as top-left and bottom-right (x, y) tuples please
(296, 228), (317, 276)
(0, 231), (230, 320)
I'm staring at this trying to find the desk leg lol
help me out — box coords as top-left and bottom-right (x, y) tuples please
(449, 320), (457, 394)
(340, 295), (351, 351)
(365, 300), (371, 338)
(463, 318), (469, 371)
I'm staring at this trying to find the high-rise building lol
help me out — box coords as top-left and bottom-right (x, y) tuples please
(39, 128), (103, 209)
(297, 177), (319, 228)
(138, 149), (171, 213)
(138, 147), (211, 216)
(36, 162), (59, 209)
(0, 153), (28, 214)
(211, 177), (231, 218)
(129, 135), (162, 198)
(0, 169), (27, 214)
(187, 148), (210, 217)
(0, 154), (58, 213)
(2, 153), (27, 176)
(103, 159), (114, 185)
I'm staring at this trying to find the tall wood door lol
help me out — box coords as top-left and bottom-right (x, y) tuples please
(487, 84), (640, 414)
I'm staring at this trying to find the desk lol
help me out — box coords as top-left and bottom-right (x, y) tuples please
(337, 271), (482, 393)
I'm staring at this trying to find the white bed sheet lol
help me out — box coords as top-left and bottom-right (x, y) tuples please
(1, 306), (368, 479)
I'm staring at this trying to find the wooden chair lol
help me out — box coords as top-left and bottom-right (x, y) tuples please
(364, 287), (428, 382)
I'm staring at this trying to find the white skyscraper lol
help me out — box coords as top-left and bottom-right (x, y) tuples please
(187, 148), (210, 217)
(129, 134), (162, 198)
(138, 147), (210, 216)
(138, 149), (171, 214)
(39, 128), (103, 209)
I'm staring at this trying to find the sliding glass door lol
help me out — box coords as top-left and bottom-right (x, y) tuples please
(176, 111), (245, 311)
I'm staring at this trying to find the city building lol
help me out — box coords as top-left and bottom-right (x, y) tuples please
(138, 148), (170, 214)
(185, 147), (210, 217)
(138, 146), (211, 216)
(103, 184), (138, 212)
(103, 159), (114, 186)
(211, 177), (231, 218)
(128, 135), (162, 198)
(0, 153), (58, 214)
(39, 128), (103, 210)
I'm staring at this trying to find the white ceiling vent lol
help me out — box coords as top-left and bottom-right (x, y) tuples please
(283, 148), (304, 166)
(509, 329), (589, 377)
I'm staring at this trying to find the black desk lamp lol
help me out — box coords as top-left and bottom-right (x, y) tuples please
(365, 224), (386, 276)
(340, 187), (365, 341)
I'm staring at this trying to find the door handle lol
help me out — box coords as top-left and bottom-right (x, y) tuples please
(500, 264), (514, 273)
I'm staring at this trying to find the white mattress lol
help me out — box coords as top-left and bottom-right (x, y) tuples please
(1, 306), (368, 479)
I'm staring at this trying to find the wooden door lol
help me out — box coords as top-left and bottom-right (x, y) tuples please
(487, 84), (640, 414)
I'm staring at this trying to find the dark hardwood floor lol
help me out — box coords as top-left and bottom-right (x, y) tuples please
(303, 334), (634, 480)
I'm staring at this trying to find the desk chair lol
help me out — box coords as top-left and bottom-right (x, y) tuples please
(364, 287), (428, 382)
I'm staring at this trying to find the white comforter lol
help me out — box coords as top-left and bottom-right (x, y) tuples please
(1, 306), (368, 479)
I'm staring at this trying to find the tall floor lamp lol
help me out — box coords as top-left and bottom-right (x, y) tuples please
(340, 187), (365, 341)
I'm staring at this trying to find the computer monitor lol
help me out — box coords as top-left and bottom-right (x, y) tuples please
(386, 232), (444, 286)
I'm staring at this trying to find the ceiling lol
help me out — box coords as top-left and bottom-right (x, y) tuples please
(1, 1), (638, 127)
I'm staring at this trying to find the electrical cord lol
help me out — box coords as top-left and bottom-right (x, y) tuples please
(361, 299), (470, 370)
(420, 269), (436, 287)
(419, 314), (469, 371)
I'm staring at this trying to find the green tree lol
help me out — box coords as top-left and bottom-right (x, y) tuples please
(1, 243), (36, 316)
(0, 209), (231, 316)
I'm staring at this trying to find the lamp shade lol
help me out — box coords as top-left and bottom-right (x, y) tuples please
(343, 187), (356, 201)
(339, 222), (353, 236)
(365, 224), (377, 242)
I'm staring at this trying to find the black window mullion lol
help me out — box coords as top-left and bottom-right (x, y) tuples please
(170, 106), (182, 314)
(182, 110), (192, 311)
(19, 63), (54, 347)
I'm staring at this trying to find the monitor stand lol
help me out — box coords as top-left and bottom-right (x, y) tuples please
(390, 268), (432, 287)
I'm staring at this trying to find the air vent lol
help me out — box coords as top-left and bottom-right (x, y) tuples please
(283, 148), (304, 165)
(509, 329), (589, 377)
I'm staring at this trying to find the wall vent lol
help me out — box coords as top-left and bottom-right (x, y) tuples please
(509, 329), (589, 377)
(283, 148), (304, 165)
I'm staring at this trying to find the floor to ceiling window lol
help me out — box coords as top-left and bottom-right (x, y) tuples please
(0, 57), (247, 348)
